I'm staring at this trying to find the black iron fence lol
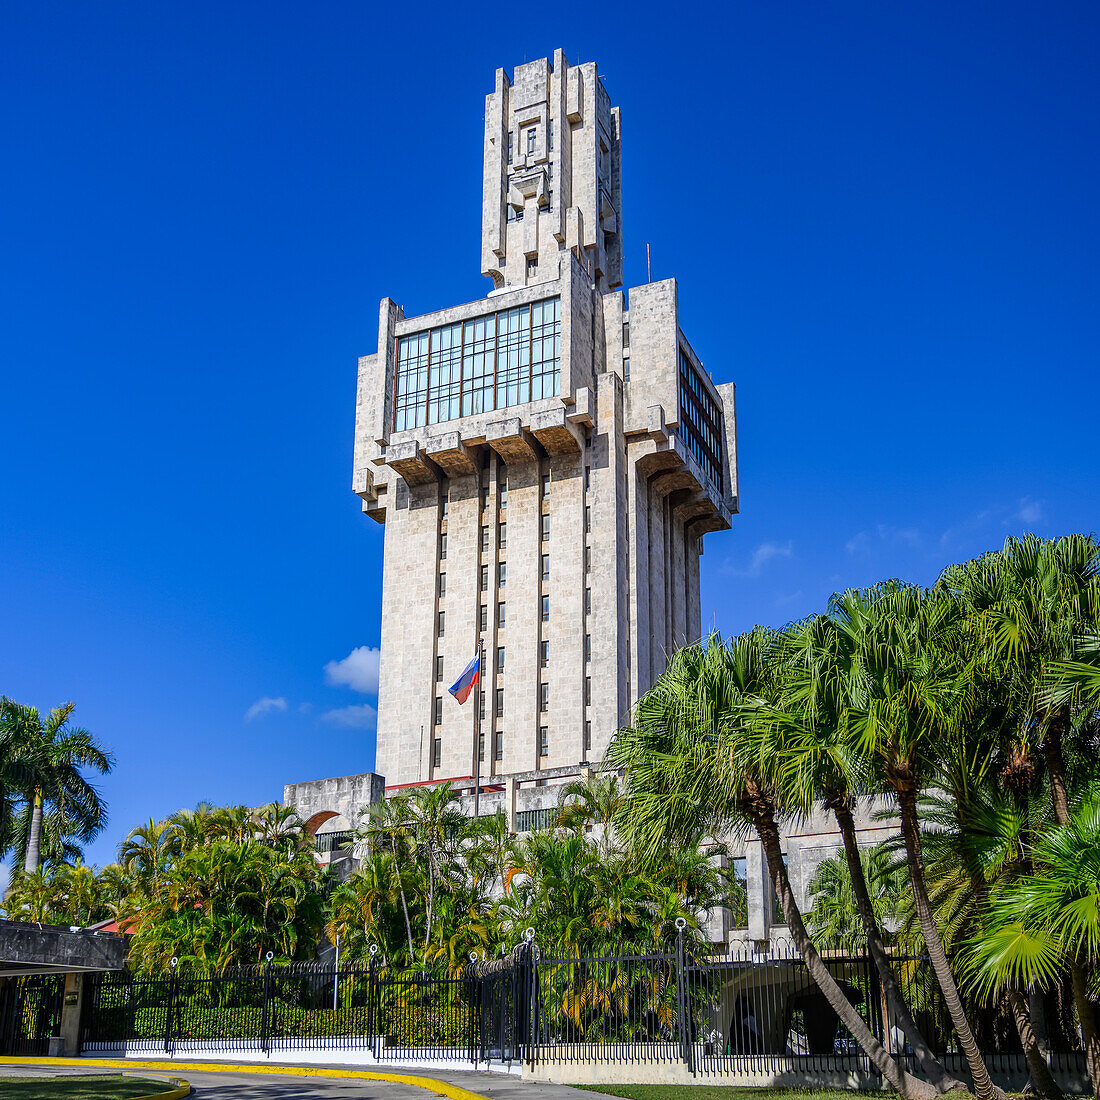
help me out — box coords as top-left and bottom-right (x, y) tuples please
(0, 975), (64, 1055)
(72, 935), (1088, 1080)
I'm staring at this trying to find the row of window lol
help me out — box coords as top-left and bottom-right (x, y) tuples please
(393, 299), (561, 432)
(678, 345), (723, 490)
(434, 633), (591, 683)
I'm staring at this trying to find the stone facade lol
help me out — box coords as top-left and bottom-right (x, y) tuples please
(355, 52), (737, 794)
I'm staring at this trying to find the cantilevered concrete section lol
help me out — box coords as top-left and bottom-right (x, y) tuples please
(0, 920), (126, 977)
(352, 52), (739, 791)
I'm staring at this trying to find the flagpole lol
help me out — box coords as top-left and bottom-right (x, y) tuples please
(473, 640), (482, 819)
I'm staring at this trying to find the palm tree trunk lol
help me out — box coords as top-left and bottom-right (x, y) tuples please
(391, 836), (416, 962)
(895, 782), (1005, 1100)
(749, 793), (938, 1100)
(424, 844), (436, 953)
(23, 790), (43, 873)
(1042, 710), (1071, 827)
(1069, 962), (1100, 1100)
(832, 800), (965, 1092)
(1005, 987), (1063, 1100)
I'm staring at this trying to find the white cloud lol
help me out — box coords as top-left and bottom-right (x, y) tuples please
(245, 696), (287, 722)
(724, 540), (794, 577)
(1015, 496), (1043, 525)
(324, 646), (381, 694)
(848, 525), (922, 554)
(320, 703), (378, 730)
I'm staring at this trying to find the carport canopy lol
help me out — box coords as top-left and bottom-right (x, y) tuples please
(0, 919), (126, 977)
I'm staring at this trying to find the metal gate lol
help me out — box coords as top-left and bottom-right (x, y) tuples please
(0, 975), (64, 1055)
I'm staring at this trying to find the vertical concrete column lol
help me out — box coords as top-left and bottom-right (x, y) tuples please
(60, 971), (83, 1055)
(442, 470), (480, 783)
(505, 774), (518, 832)
(746, 841), (768, 943)
(501, 457), (540, 775)
(376, 477), (442, 785)
(546, 451), (584, 768)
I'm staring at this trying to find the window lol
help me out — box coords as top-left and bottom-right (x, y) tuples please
(623, 356), (630, 382)
(548, 119), (554, 150)
(547, 190), (553, 212)
(494, 733), (504, 761)
(506, 203), (523, 223)
(498, 522), (507, 549)
(438, 572), (446, 597)
(437, 610), (445, 636)
(622, 321), (630, 348)
(678, 344), (724, 490)
(441, 496), (449, 520)
(499, 481), (508, 507)
(433, 696), (443, 725)
(585, 588), (592, 615)
(539, 682), (549, 712)
(526, 127), (536, 154)
(478, 731), (485, 762)
(730, 857), (748, 929)
(480, 565), (489, 591)
(541, 553), (550, 582)
(498, 562), (507, 587)
(432, 737), (442, 768)
(541, 514), (550, 542)
(394, 299), (561, 429)
(527, 256), (538, 277)
(479, 604), (488, 632)
(481, 486), (489, 510)
(541, 472), (550, 496)
(539, 726), (549, 757)
(584, 546), (591, 574)
(540, 640), (549, 668)
(584, 634), (591, 663)
(495, 687), (504, 717)
(436, 655), (444, 683)
(584, 465), (591, 492)
(496, 646), (505, 673)
(480, 525), (489, 552)
(584, 721), (592, 752)
(541, 594), (549, 622)
(507, 131), (513, 164)
(584, 506), (591, 532)
(585, 677), (591, 706)
(497, 601), (506, 628)
(478, 689), (485, 721)
(440, 532), (447, 560)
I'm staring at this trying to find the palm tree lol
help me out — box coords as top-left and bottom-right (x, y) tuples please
(360, 795), (417, 961)
(963, 792), (1100, 1099)
(942, 534), (1100, 826)
(826, 583), (1005, 1100)
(610, 631), (938, 1100)
(806, 844), (908, 947)
(775, 609), (964, 1093)
(118, 817), (175, 896)
(0, 700), (114, 873)
(557, 772), (622, 857)
(407, 783), (468, 952)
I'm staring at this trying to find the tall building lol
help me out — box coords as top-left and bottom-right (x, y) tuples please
(353, 50), (738, 791)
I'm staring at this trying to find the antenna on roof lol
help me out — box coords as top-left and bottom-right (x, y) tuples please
(646, 243), (652, 284)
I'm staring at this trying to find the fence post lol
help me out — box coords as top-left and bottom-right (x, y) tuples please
(674, 918), (694, 1075)
(525, 924), (539, 1069)
(260, 952), (273, 1055)
(164, 958), (177, 1055)
(367, 945), (379, 1059)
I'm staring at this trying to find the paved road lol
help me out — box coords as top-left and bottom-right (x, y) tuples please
(0, 1062), (608, 1100)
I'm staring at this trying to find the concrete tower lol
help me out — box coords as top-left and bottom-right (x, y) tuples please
(353, 52), (739, 797)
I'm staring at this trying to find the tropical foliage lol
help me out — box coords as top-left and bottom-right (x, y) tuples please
(610, 533), (1100, 1100)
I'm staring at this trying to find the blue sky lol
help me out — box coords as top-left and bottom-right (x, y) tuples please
(1, 1), (1097, 872)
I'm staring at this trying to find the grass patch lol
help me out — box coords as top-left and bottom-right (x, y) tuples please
(578, 1090), (881, 1100)
(0, 1075), (173, 1099)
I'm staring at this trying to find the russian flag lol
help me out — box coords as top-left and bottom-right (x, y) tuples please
(448, 651), (481, 704)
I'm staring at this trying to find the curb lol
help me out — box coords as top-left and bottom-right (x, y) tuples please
(123, 1073), (191, 1100)
(0, 1056), (489, 1100)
